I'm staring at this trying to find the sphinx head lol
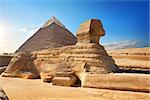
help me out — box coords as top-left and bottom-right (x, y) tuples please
(77, 19), (105, 44)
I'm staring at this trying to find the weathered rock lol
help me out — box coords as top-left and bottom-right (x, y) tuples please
(1, 52), (39, 79)
(51, 63), (78, 86)
(52, 71), (77, 86)
(0, 87), (8, 100)
(34, 42), (118, 74)
(83, 73), (150, 92)
(76, 19), (105, 44)
(40, 72), (53, 82)
(52, 76), (77, 86)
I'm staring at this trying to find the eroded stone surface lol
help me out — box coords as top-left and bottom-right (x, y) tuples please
(84, 73), (150, 93)
(76, 19), (105, 44)
(1, 52), (39, 79)
(52, 71), (77, 86)
(34, 43), (118, 74)
(40, 72), (53, 82)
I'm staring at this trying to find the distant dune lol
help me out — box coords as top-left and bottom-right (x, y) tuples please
(107, 47), (150, 55)
(107, 47), (150, 73)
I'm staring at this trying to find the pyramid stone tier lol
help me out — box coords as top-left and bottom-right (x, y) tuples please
(16, 17), (77, 53)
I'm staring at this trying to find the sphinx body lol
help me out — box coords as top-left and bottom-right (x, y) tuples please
(2, 52), (39, 79)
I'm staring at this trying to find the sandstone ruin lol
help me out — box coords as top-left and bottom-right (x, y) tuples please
(1, 18), (150, 93)
(2, 52), (39, 79)
(77, 19), (105, 44)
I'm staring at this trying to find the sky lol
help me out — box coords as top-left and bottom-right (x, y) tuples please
(0, 0), (149, 53)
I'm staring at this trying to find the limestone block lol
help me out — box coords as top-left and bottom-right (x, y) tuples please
(83, 73), (150, 92)
(52, 76), (77, 86)
(40, 72), (53, 82)
(55, 71), (74, 77)
(2, 52), (39, 79)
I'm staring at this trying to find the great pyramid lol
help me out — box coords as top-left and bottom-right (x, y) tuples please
(16, 16), (77, 52)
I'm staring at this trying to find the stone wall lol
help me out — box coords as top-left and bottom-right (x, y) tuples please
(84, 73), (150, 92)
(0, 55), (12, 67)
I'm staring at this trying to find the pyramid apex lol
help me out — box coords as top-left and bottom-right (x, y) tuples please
(51, 16), (56, 20)
(42, 16), (65, 28)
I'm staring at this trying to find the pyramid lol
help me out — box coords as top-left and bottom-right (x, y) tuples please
(16, 16), (77, 53)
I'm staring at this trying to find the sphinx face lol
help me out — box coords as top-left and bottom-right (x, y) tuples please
(90, 19), (105, 36)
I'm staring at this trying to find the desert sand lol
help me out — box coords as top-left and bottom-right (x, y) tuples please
(107, 47), (150, 71)
(0, 76), (150, 100)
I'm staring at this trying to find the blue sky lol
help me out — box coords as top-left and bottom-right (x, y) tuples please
(0, 0), (149, 53)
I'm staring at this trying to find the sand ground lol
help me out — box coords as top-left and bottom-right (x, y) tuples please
(0, 76), (149, 100)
